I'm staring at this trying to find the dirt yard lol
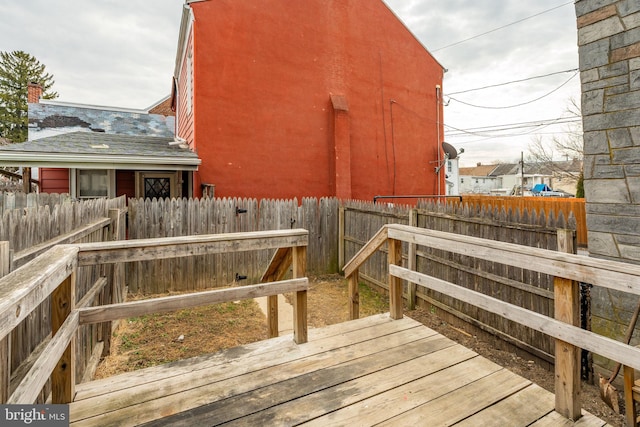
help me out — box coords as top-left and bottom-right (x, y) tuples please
(95, 275), (626, 426)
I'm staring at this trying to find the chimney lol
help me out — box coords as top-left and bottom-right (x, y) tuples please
(27, 82), (43, 103)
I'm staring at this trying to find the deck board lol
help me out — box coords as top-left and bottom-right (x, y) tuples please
(70, 314), (610, 427)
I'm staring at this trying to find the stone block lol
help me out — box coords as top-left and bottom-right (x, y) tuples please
(587, 213), (640, 235)
(592, 164), (626, 178)
(579, 39), (611, 70)
(611, 27), (640, 49)
(583, 155), (596, 178)
(631, 57), (640, 70)
(582, 89), (605, 114)
(627, 176), (640, 202)
(587, 233), (621, 265)
(583, 130), (609, 154)
(632, 70), (640, 89)
(623, 12), (640, 29)
(604, 83), (631, 95)
(583, 108), (640, 130)
(608, 128), (633, 147)
(613, 146), (640, 163)
(605, 91), (640, 112)
(625, 163), (640, 175)
(585, 178), (631, 203)
(583, 74), (628, 91)
(601, 60), (630, 78)
(632, 126), (640, 144)
(578, 4), (618, 27)
(579, 16), (625, 45)
(581, 68), (600, 84)
(576, 0), (622, 17)
(619, 0), (640, 17)
(587, 202), (640, 216)
(612, 42), (640, 62)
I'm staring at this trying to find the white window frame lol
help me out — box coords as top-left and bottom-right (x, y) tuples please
(71, 168), (115, 199)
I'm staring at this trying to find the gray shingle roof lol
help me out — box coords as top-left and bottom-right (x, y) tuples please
(1, 131), (197, 159)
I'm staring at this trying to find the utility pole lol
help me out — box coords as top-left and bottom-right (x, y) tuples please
(520, 152), (524, 197)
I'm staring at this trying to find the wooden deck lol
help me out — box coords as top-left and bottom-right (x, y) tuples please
(70, 314), (610, 427)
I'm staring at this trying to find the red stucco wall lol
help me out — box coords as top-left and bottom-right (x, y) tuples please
(180, 0), (444, 201)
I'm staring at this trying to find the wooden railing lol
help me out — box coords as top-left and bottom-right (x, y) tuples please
(343, 223), (640, 421)
(0, 228), (309, 404)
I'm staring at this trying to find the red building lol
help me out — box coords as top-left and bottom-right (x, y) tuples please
(174, 0), (446, 201)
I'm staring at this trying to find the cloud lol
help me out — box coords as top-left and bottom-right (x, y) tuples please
(2, 0), (582, 166)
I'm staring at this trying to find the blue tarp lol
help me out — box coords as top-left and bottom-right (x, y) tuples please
(532, 183), (552, 193)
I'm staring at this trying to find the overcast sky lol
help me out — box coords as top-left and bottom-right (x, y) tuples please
(0, 0), (581, 167)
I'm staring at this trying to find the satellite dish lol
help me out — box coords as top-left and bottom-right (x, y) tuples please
(442, 141), (458, 160)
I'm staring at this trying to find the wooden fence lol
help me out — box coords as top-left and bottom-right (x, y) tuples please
(0, 192), (73, 215)
(126, 197), (339, 294)
(452, 195), (587, 248)
(0, 196), (127, 403)
(340, 199), (578, 365)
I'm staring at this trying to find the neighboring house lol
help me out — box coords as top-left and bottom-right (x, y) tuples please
(173, 0), (446, 200)
(445, 158), (461, 196)
(0, 86), (200, 199)
(459, 163), (501, 194)
(539, 158), (582, 196)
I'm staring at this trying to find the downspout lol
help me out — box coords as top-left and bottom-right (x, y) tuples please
(436, 85), (441, 196)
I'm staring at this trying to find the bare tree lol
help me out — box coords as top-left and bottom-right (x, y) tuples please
(526, 98), (583, 180)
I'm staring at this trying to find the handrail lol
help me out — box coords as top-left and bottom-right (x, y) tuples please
(0, 228), (310, 404)
(343, 226), (388, 278)
(0, 245), (78, 342)
(78, 278), (308, 325)
(72, 228), (309, 265)
(342, 223), (640, 421)
(345, 223), (640, 296)
(391, 265), (640, 371)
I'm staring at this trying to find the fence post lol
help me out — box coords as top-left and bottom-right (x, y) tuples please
(554, 228), (581, 420)
(389, 238), (403, 320)
(51, 269), (76, 404)
(292, 245), (308, 344)
(0, 241), (10, 403)
(407, 209), (418, 310)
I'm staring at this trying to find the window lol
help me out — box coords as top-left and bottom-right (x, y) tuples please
(77, 169), (109, 198)
(144, 177), (172, 199)
(461, 178), (464, 184)
(447, 161), (452, 173)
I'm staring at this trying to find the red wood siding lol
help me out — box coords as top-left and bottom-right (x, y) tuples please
(116, 170), (136, 198)
(39, 168), (69, 194)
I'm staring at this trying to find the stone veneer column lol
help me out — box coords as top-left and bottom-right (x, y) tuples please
(575, 0), (640, 378)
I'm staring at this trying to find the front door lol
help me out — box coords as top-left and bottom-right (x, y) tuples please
(136, 171), (179, 199)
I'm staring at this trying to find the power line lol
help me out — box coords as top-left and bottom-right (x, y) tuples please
(445, 117), (580, 136)
(446, 71), (579, 110)
(432, 1), (574, 52)
(446, 68), (579, 96)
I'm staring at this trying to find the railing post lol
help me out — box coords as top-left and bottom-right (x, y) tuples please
(389, 238), (403, 320)
(0, 241), (10, 403)
(51, 269), (76, 404)
(267, 295), (279, 338)
(348, 270), (360, 320)
(407, 209), (418, 310)
(554, 229), (581, 420)
(338, 206), (345, 270)
(293, 245), (308, 344)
